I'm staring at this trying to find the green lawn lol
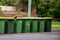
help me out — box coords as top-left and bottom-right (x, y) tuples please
(52, 21), (60, 29)
(52, 21), (60, 25)
(52, 25), (60, 29)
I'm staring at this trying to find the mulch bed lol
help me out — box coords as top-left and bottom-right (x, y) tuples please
(52, 28), (60, 32)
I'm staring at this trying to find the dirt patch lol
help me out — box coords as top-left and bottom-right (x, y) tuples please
(52, 28), (60, 32)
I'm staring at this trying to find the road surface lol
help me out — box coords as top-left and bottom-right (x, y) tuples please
(0, 32), (60, 40)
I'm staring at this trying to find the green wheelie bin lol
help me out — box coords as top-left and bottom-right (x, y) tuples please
(5, 19), (14, 34)
(0, 19), (5, 34)
(44, 19), (52, 32)
(14, 19), (22, 33)
(38, 19), (45, 32)
(30, 19), (38, 32)
(22, 19), (31, 33)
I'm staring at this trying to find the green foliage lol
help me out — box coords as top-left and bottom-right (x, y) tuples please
(2, 0), (21, 6)
(2, 0), (60, 17)
(37, 0), (60, 17)
(53, 0), (60, 17)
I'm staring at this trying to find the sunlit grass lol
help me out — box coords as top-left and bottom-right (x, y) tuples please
(52, 21), (60, 25)
(52, 21), (60, 29)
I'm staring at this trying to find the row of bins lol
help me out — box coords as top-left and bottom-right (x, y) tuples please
(0, 17), (52, 34)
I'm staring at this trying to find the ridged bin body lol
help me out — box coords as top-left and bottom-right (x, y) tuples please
(0, 17), (52, 34)
(0, 19), (5, 34)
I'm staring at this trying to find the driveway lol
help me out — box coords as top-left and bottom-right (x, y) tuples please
(0, 32), (60, 40)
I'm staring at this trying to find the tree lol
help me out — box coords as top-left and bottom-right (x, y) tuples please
(38, 0), (48, 16)
(53, 0), (60, 17)
(2, 0), (60, 17)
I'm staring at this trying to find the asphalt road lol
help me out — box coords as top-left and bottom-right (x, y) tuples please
(0, 32), (60, 40)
